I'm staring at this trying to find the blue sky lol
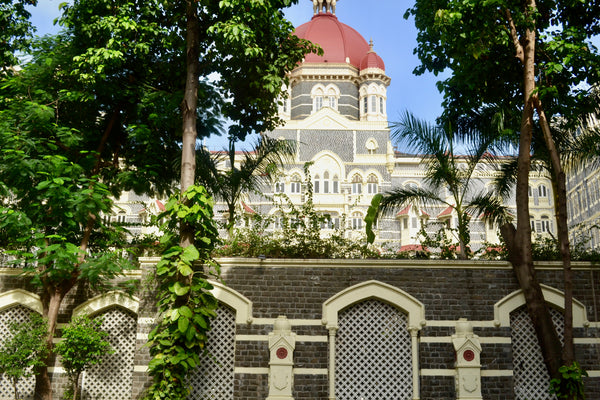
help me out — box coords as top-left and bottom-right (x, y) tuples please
(29, 0), (445, 149)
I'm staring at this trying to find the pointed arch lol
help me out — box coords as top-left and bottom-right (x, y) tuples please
(322, 280), (425, 329)
(494, 284), (588, 327)
(73, 291), (140, 317)
(0, 289), (42, 314)
(209, 280), (253, 324)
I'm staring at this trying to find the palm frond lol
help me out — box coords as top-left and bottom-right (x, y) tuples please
(378, 186), (445, 217)
(466, 193), (513, 227)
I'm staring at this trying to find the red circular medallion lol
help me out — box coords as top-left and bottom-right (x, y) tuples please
(463, 349), (475, 362)
(276, 347), (288, 359)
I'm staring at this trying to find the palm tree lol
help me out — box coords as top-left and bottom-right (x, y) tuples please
(196, 135), (295, 238)
(370, 112), (511, 259)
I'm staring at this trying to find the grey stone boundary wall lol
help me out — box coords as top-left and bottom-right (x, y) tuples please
(0, 259), (599, 400)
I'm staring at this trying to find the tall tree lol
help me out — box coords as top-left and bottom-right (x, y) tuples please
(143, 1), (315, 398)
(406, 0), (600, 388)
(0, 0), (37, 70)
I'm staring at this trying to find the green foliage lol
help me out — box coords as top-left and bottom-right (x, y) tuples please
(550, 362), (588, 399)
(0, 314), (49, 400)
(365, 194), (382, 245)
(416, 222), (463, 260)
(144, 185), (220, 400)
(0, 0), (37, 69)
(215, 164), (378, 259)
(54, 315), (111, 400)
(406, 0), (600, 130)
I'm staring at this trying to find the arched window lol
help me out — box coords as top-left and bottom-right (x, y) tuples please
(351, 211), (363, 230)
(366, 139), (378, 155)
(314, 174), (320, 193)
(0, 304), (38, 399)
(188, 304), (236, 400)
(538, 184), (547, 198)
(323, 281), (424, 400)
(82, 307), (137, 400)
(290, 174), (302, 194)
(511, 306), (563, 400)
(352, 174), (362, 194)
(367, 174), (378, 194)
(333, 174), (339, 193)
(323, 171), (330, 194)
(371, 95), (377, 113)
(275, 181), (285, 193)
(541, 215), (551, 233)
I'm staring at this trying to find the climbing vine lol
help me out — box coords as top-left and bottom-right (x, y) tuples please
(144, 185), (220, 400)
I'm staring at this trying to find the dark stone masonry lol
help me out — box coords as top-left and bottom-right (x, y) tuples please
(0, 259), (599, 400)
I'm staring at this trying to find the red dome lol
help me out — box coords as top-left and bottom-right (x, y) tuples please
(360, 45), (385, 71)
(294, 13), (371, 69)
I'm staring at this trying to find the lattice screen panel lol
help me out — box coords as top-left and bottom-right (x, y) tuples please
(336, 299), (412, 400)
(187, 304), (236, 400)
(82, 307), (137, 400)
(511, 306), (564, 400)
(0, 305), (36, 400)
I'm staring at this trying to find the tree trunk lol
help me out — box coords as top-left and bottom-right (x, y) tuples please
(12, 377), (18, 400)
(180, 0), (200, 247)
(73, 372), (81, 400)
(35, 284), (71, 400)
(502, 2), (564, 380)
(534, 100), (575, 365)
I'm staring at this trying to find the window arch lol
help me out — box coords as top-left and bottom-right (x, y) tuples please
(359, 83), (386, 120)
(312, 84), (340, 113)
(540, 215), (551, 233)
(323, 281), (425, 400)
(351, 211), (363, 230)
(0, 290), (42, 400)
(187, 282), (253, 399)
(75, 292), (139, 400)
(323, 171), (330, 194)
(366, 138), (378, 154)
(332, 174), (339, 193)
(290, 174), (302, 194)
(494, 286), (588, 400)
(367, 174), (379, 194)
(351, 174), (362, 194)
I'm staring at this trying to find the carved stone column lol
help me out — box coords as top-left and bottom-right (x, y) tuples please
(267, 316), (296, 400)
(452, 318), (483, 400)
(408, 326), (421, 400)
(328, 327), (337, 400)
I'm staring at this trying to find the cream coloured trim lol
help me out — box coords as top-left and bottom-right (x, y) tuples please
(0, 289), (42, 314)
(293, 368), (328, 375)
(494, 284), (588, 327)
(209, 280), (253, 324)
(322, 280), (426, 329)
(420, 369), (455, 376)
(236, 334), (327, 343)
(73, 290), (139, 317)
(251, 317), (322, 326)
(481, 370), (513, 377)
(234, 367), (269, 374)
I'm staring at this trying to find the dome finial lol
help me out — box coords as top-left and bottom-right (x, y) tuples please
(312, 0), (337, 15)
